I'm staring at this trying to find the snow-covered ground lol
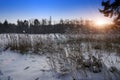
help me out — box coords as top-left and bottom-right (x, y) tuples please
(0, 50), (120, 80)
(0, 34), (120, 80)
(0, 50), (60, 80)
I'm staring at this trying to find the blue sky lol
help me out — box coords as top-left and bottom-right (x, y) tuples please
(0, 0), (110, 23)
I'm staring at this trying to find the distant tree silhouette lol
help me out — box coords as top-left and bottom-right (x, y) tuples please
(0, 22), (4, 33)
(24, 20), (29, 27)
(3, 20), (8, 26)
(3, 20), (9, 33)
(23, 20), (29, 33)
(48, 16), (52, 25)
(34, 19), (40, 26)
(17, 20), (24, 33)
(42, 19), (47, 26)
(60, 19), (64, 25)
(99, 0), (120, 25)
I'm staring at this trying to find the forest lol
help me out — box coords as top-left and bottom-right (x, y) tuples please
(0, 16), (120, 34)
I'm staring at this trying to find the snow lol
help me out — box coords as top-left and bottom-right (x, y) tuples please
(0, 50), (58, 80)
(0, 34), (120, 80)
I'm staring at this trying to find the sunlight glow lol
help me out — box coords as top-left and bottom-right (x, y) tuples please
(96, 20), (107, 26)
(94, 18), (113, 29)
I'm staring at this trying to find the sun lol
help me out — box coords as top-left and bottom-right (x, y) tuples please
(95, 20), (107, 26)
(94, 19), (112, 29)
(95, 19), (110, 26)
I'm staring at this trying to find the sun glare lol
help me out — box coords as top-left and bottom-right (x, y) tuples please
(94, 18), (113, 29)
(95, 20), (107, 26)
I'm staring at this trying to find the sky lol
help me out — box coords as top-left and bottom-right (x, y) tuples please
(0, 0), (112, 23)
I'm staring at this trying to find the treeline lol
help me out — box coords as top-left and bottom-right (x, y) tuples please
(0, 17), (93, 34)
(0, 17), (119, 34)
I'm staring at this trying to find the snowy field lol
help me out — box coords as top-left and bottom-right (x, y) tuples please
(0, 34), (120, 80)
(0, 50), (54, 80)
